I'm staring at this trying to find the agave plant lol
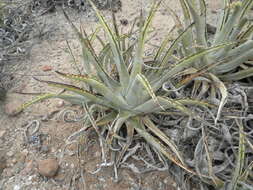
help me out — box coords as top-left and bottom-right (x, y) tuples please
(158, 0), (253, 126)
(174, 0), (253, 80)
(171, 0), (253, 89)
(161, 0), (253, 189)
(17, 0), (238, 187)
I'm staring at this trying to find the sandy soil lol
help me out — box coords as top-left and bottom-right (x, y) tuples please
(0, 1), (220, 189)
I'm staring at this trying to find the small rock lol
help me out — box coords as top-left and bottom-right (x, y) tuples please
(37, 158), (59, 177)
(0, 130), (6, 138)
(4, 101), (21, 116)
(51, 148), (56, 153)
(2, 168), (14, 177)
(56, 100), (64, 108)
(80, 160), (85, 165)
(41, 65), (53, 72)
(11, 158), (17, 164)
(21, 149), (29, 157)
(6, 151), (14, 157)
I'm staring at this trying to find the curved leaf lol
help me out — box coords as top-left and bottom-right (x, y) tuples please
(143, 116), (184, 164)
(152, 42), (236, 91)
(33, 78), (115, 108)
(128, 117), (200, 176)
(87, 0), (129, 87)
(220, 67), (253, 81)
(55, 71), (129, 108)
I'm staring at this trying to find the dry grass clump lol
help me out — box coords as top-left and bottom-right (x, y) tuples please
(0, 1), (35, 94)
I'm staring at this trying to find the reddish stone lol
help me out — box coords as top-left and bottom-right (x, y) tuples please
(37, 158), (59, 177)
(41, 65), (53, 72)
